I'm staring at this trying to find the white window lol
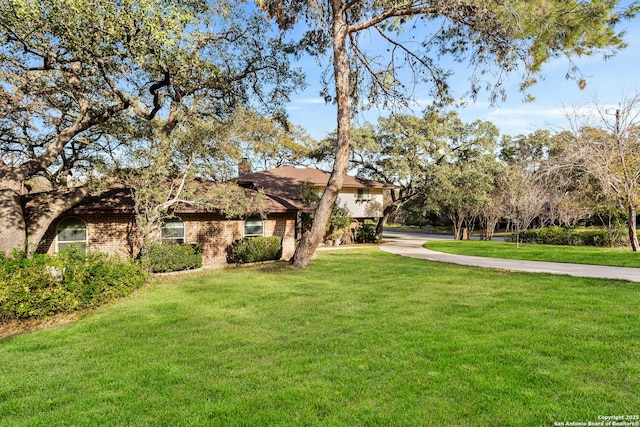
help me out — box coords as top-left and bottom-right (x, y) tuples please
(357, 188), (371, 200)
(57, 217), (87, 252)
(161, 219), (185, 244)
(244, 216), (264, 237)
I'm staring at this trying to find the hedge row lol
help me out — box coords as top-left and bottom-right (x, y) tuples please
(228, 236), (282, 263)
(145, 243), (203, 273)
(506, 226), (629, 247)
(0, 249), (147, 323)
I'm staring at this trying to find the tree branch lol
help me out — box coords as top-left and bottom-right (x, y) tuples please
(347, 4), (440, 34)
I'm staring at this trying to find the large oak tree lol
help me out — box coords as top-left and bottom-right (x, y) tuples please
(258, 0), (637, 267)
(0, 0), (301, 254)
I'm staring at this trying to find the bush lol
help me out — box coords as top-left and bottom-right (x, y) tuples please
(506, 226), (628, 247)
(356, 224), (377, 243)
(228, 236), (282, 264)
(0, 249), (147, 323)
(580, 228), (629, 247)
(145, 243), (203, 273)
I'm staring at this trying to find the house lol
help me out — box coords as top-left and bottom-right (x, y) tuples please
(237, 166), (394, 222)
(34, 167), (390, 267)
(36, 184), (312, 268)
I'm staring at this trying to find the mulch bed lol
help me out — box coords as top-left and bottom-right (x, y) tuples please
(0, 313), (79, 340)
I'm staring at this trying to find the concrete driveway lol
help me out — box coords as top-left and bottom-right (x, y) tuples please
(380, 230), (640, 283)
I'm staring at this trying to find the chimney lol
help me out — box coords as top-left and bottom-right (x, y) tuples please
(238, 158), (252, 176)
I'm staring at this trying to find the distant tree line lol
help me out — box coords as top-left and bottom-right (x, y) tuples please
(311, 94), (640, 251)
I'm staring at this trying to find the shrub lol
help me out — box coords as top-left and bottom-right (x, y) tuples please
(580, 228), (628, 247)
(145, 243), (203, 273)
(506, 226), (629, 247)
(0, 249), (147, 323)
(356, 224), (377, 243)
(228, 236), (282, 264)
(328, 205), (352, 230)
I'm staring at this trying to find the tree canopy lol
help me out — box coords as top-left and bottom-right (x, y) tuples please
(0, 0), (302, 253)
(313, 110), (501, 240)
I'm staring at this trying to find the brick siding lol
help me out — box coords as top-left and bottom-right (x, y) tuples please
(40, 212), (297, 268)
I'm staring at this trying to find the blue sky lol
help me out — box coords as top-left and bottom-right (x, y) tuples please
(285, 10), (640, 141)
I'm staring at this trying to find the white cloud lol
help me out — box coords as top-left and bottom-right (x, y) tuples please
(455, 104), (569, 135)
(292, 97), (327, 105)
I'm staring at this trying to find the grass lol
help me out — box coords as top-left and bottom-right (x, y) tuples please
(1, 248), (639, 426)
(424, 240), (640, 268)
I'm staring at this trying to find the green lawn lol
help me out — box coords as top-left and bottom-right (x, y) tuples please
(425, 239), (640, 268)
(1, 248), (639, 426)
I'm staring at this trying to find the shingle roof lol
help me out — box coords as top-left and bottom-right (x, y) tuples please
(237, 166), (394, 203)
(67, 185), (135, 213)
(34, 183), (308, 216)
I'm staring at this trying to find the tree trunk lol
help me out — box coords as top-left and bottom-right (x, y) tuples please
(0, 180), (28, 254)
(0, 167), (91, 254)
(292, 3), (350, 267)
(375, 192), (421, 241)
(465, 217), (476, 239)
(451, 215), (464, 240)
(483, 216), (500, 240)
(375, 202), (400, 241)
(627, 205), (639, 252)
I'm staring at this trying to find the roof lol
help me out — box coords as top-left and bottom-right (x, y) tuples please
(33, 183), (309, 216)
(237, 166), (394, 202)
(67, 186), (135, 213)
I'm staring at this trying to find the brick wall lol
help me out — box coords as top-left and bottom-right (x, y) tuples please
(267, 214), (296, 260)
(182, 213), (243, 267)
(182, 213), (296, 267)
(40, 211), (297, 268)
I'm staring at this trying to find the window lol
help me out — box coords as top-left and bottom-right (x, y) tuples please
(357, 188), (371, 200)
(161, 219), (185, 244)
(244, 216), (264, 237)
(57, 217), (87, 252)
